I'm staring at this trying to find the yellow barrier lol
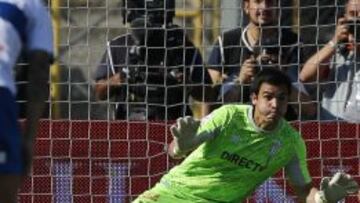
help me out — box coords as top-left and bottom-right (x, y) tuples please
(175, 0), (203, 49)
(50, 0), (61, 119)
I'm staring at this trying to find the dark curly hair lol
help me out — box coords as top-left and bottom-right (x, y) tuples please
(250, 67), (292, 96)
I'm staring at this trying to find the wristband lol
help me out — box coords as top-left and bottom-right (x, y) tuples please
(314, 191), (328, 203)
(328, 40), (337, 49)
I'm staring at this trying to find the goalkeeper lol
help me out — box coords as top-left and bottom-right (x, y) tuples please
(133, 68), (359, 203)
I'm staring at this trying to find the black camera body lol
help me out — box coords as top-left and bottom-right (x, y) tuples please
(121, 0), (187, 106)
(126, 24), (185, 84)
(124, 25), (188, 105)
(124, 1), (184, 85)
(252, 47), (280, 72)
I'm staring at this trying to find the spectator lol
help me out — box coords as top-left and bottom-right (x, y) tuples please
(0, 0), (53, 202)
(207, 0), (316, 120)
(94, 0), (209, 120)
(300, 0), (360, 122)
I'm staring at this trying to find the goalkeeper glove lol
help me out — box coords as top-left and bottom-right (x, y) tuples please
(315, 172), (359, 203)
(170, 116), (214, 157)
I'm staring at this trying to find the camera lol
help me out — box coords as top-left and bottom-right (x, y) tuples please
(254, 47), (279, 70)
(256, 54), (278, 65)
(346, 19), (360, 40)
(121, 0), (186, 105)
(126, 23), (185, 86)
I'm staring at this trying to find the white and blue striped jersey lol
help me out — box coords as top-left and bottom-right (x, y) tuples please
(0, 0), (53, 95)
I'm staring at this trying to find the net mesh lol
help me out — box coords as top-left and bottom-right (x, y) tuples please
(15, 0), (360, 202)
(18, 121), (359, 202)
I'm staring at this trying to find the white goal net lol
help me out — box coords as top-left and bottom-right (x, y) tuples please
(15, 0), (359, 202)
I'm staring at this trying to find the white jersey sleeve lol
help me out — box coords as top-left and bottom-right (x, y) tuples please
(25, 0), (53, 54)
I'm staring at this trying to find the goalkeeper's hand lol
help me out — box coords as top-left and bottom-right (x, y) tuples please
(170, 116), (213, 157)
(315, 172), (359, 203)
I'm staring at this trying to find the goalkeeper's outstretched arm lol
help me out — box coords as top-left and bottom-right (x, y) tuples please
(167, 116), (214, 159)
(293, 172), (359, 203)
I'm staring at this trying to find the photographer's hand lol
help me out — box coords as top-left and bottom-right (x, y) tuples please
(238, 56), (257, 84)
(94, 72), (125, 101)
(110, 72), (125, 86)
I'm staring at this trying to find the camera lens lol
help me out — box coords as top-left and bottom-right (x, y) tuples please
(256, 48), (279, 66)
(258, 56), (272, 65)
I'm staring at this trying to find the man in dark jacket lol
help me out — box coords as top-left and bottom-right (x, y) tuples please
(94, 0), (209, 120)
(207, 0), (316, 121)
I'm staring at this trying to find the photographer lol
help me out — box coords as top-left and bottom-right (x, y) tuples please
(94, 0), (207, 120)
(300, 0), (360, 122)
(207, 0), (316, 121)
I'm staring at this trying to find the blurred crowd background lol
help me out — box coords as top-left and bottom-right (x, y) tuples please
(19, 0), (348, 120)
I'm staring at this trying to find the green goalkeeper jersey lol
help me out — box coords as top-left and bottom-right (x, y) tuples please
(152, 104), (311, 202)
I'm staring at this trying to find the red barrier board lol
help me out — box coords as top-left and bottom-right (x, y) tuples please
(18, 121), (359, 203)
